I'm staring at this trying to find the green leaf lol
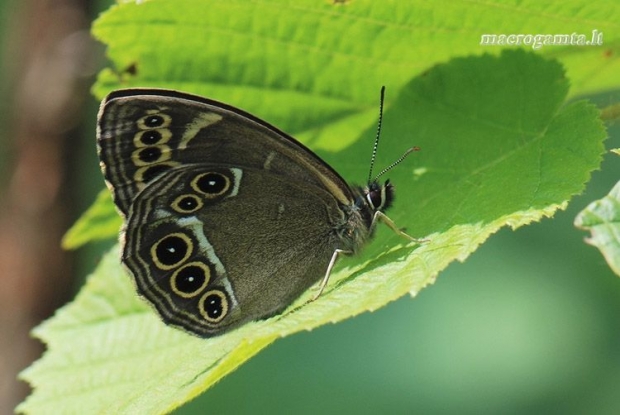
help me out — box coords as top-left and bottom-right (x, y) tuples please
(20, 52), (605, 414)
(575, 179), (620, 276)
(19, 245), (278, 414)
(20, 1), (610, 414)
(91, 0), (619, 148)
(72, 0), (619, 248)
(62, 189), (122, 250)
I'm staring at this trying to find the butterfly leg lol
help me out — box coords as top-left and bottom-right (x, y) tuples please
(312, 248), (351, 301)
(372, 211), (429, 243)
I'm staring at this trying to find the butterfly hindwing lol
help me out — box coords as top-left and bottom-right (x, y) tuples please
(123, 164), (343, 336)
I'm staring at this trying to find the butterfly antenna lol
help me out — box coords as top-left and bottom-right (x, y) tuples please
(367, 86), (420, 183)
(372, 146), (420, 182)
(367, 86), (386, 184)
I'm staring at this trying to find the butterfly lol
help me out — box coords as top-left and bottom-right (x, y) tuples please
(97, 87), (417, 337)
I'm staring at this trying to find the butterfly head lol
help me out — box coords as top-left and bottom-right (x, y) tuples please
(364, 180), (394, 212)
(347, 180), (394, 240)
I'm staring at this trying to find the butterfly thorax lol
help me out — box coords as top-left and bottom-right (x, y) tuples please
(336, 180), (394, 253)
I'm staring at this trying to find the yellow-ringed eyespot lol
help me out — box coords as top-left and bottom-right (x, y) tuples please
(131, 145), (171, 166)
(191, 172), (230, 198)
(137, 112), (172, 129)
(170, 194), (203, 214)
(150, 232), (193, 270)
(134, 162), (178, 184)
(133, 128), (172, 147)
(170, 262), (211, 298)
(199, 289), (229, 323)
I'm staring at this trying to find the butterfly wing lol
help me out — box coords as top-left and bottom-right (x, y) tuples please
(123, 164), (344, 336)
(97, 89), (359, 337)
(97, 89), (352, 216)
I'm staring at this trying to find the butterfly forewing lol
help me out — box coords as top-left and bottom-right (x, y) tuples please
(97, 89), (352, 216)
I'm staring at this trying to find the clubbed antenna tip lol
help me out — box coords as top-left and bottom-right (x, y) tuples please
(372, 146), (420, 183)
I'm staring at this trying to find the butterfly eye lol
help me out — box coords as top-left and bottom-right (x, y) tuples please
(199, 290), (229, 323)
(133, 128), (173, 148)
(151, 232), (193, 270)
(171, 194), (203, 214)
(170, 262), (211, 298)
(137, 113), (171, 129)
(145, 115), (164, 127)
(137, 147), (163, 163)
(139, 130), (162, 145)
(131, 143), (172, 168)
(191, 172), (230, 197)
